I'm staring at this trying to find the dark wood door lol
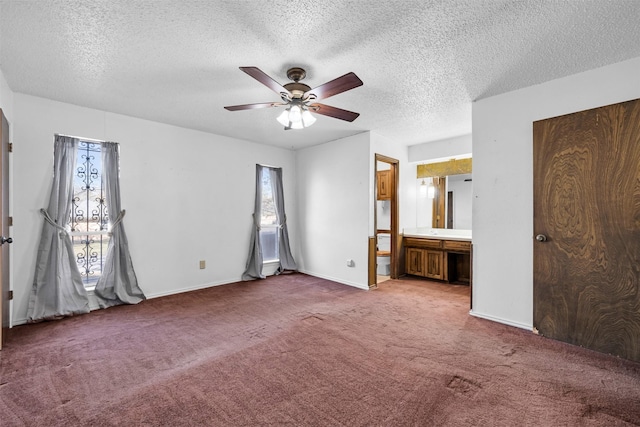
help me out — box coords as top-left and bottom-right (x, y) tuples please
(533, 98), (640, 362)
(0, 110), (9, 350)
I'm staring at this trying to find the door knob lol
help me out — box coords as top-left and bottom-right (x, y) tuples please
(535, 234), (547, 242)
(1, 236), (13, 245)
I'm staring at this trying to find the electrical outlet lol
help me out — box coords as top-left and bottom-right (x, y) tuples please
(199, 260), (206, 269)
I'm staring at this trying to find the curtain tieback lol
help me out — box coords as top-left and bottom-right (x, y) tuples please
(109, 210), (126, 235)
(252, 213), (261, 230)
(40, 209), (68, 236)
(278, 215), (287, 229)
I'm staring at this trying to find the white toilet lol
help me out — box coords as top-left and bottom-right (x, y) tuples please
(376, 234), (391, 276)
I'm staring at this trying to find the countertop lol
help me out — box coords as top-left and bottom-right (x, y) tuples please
(402, 228), (472, 242)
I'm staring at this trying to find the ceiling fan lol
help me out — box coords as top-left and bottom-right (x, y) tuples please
(224, 66), (363, 130)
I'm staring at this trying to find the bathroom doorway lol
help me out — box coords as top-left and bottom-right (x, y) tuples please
(371, 154), (400, 287)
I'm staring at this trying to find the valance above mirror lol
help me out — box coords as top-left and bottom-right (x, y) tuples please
(417, 158), (472, 178)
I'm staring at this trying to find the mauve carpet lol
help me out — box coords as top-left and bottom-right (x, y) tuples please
(1, 273), (639, 426)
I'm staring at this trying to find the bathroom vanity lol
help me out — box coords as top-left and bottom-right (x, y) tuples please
(403, 228), (472, 284)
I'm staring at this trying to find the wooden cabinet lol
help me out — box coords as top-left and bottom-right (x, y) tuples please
(376, 170), (391, 200)
(406, 247), (425, 276)
(404, 237), (470, 284)
(406, 247), (443, 280)
(425, 250), (444, 280)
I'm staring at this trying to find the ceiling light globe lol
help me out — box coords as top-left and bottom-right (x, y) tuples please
(289, 105), (302, 122)
(277, 109), (290, 127)
(290, 120), (304, 130)
(301, 110), (316, 127)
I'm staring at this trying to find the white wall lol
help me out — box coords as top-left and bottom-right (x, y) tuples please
(295, 131), (414, 289)
(472, 56), (640, 329)
(375, 200), (390, 230)
(295, 132), (370, 289)
(408, 134), (472, 163)
(0, 68), (13, 123)
(11, 94), (297, 325)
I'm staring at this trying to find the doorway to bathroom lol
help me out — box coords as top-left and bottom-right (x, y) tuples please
(371, 154), (400, 288)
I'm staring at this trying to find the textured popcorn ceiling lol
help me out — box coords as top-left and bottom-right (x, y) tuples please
(1, 1), (640, 149)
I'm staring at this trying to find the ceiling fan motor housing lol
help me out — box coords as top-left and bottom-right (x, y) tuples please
(284, 82), (311, 99)
(284, 67), (311, 99)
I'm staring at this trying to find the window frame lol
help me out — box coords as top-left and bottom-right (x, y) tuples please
(67, 139), (111, 288)
(259, 166), (280, 264)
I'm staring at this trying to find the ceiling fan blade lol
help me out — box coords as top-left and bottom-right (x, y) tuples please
(310, 103), (360, 122)
(224, 102), (285, 111)
(304, 72), (363, 101)
(239, 66), (290, 97)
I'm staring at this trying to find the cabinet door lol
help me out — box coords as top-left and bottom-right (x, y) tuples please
(425, 250), (444, 280)
(406, 248), (425, 276)
(377, 170), (391, 200)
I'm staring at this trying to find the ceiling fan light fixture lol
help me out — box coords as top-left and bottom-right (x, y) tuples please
(276, 109), (290, 127)
(301, 109), (316, 127)
(289, 104), (302, 122)
(276, 103), (316, 130)
(225, 66), (363, 128)
(290, 120), (304, 130)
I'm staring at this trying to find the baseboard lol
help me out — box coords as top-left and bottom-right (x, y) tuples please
(297, 269), (369, 290)
(469, 310), (532, 331)
(10, 278), (243, 327)
(11, 271), (363, 327)
(145, 278), (241, 300)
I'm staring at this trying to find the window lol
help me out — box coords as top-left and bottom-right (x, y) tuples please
(69, 140), (110, 286)
(259, 167), (279, 262)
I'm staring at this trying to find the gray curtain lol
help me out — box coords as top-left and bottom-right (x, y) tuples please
(94, 142), (145, 307)
(242, 164), (264, 280)
(270, 167), (297, 274)
(27, 136), (90, 321)
(242, 164), (297, 280)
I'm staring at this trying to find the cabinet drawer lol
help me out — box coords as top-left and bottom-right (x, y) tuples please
(404, 237), (442, 249)
(443, 240), (471, 252)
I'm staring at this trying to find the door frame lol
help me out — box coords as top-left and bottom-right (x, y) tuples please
(371, 154), (400, 287)
(0, 109), (10, 350)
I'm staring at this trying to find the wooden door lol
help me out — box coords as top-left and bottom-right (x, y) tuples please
(0, 110), (10, 349)
(533, 98), (640, 362)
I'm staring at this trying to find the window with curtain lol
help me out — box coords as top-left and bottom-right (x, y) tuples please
(27, 135), (145, 322)
(69, 140), (110, 286)
(242, 164), (297, 281)
(259, 167), (279, 263)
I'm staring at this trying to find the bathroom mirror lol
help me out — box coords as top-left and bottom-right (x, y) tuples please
(416, 173), (472, 230)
